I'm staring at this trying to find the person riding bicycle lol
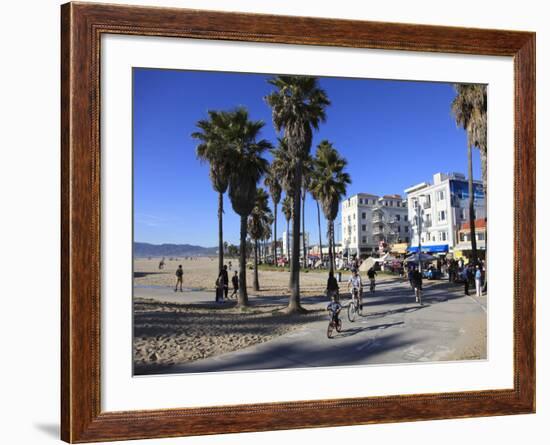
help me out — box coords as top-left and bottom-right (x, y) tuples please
(347, 270), (363, 310)
(367, 267), (377, 293)
(326, 294), (342, 324)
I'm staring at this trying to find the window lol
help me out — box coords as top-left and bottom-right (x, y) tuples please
(405, 226), (409, 233)
(437, 190), (445, 201)
(438, 210), (446, 222)
(361, 224), (366, 232)
(478, 233), (485, 241)
(396, 214), (401, 221)
(390, 201), (393, 206)
(425, 214), (432, 225)
(460, 233), (465, 242)
(362, 236), (367, 243)
(439, 231), (447, 241)
(359, 198), (363, 204)
(362, 212), (366, 219)
(404, 215), (408, 222)
(397, 226), (401, 233)
(413, 199), (418, 209)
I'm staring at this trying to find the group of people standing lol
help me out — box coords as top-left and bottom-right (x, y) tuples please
(215, 265), (239, 303)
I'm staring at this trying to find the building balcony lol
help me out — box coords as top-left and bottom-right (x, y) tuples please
(372, 226), (384, 236)
(372, 215), (384, 224)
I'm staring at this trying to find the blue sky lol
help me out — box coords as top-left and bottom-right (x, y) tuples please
(133, 68), (481, 246)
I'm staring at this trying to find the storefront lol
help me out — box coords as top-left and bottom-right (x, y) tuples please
(407, 244), (449, 255)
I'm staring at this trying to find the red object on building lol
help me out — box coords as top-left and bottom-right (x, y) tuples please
(459, 218), (486, 231)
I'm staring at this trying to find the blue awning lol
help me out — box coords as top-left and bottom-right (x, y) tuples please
(407, 244), (449, 253)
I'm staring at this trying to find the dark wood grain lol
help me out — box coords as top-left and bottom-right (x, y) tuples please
(61, 2), (536, 442)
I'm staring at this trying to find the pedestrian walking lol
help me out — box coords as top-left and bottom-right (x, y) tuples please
(218, 264), (229, 301)
(411, 266), (423, 305)
(230, 271), (239, 299)
(326, 271), (340, 302)
(174, 264), (184, 292)
(475, 265), (483, 296)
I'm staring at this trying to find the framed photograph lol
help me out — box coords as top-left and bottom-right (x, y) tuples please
(61, 2), (535, 442)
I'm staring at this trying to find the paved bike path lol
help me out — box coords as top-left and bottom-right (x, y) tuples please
(149, 279), (487, 374)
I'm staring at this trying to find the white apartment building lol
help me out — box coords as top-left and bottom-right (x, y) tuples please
(341, 193), (410, 257)
(405, 172), (486, 254)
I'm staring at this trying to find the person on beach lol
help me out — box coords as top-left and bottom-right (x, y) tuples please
(174, 264), (183, 292)
(411, 266), (423, 305)
(230, 271), (239, 299)
(326, 271), (339, 302)
(216, 265), (229, 302)
(475, 264), (483, 297)
(367, 267), (377, 293)
(408, 266), (414, 289)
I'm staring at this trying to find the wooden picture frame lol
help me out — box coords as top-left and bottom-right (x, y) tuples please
(61, 2), (535, 442)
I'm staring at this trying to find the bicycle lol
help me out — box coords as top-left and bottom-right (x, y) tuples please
(327, 312), (343, 338)
(347, 287), (362, 322)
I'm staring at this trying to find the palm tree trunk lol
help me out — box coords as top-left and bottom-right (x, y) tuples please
(286, 219), (290, 267)
(328, 219), (334, 275)
(316, 201), (323, 266)
(238, 215), (249, 306)
(302, 188), (307, 269)
(480, 148), (487, 204)
(273, 203), (278, 266)
(253, 239), (260, 291)
(480, 148), (487, 290)
(468, 144), (478, 265)
(218, 191), (224, 276)
(288, 167), (305, 313)
(331, 220), (336, 272)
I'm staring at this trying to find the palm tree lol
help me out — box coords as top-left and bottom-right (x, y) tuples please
(451, 84), (487, 266)
(281, 194), (293, 268)
(265, 76), (330, 313)
(192, 110), (233, 277)
(301, 155), (313, 269)
(224, 108), (271, 307)
(248, 188), (273, 291)
(264, 169), (282, 266)
(310, 140), (351, 275)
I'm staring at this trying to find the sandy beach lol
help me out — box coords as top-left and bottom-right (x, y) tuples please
(134, 256), (392, 297)
(133, 256), (341, 373)
(133, 297), (325, 374)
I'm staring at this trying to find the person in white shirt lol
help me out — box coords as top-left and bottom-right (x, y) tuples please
(347, 270), (363, 310)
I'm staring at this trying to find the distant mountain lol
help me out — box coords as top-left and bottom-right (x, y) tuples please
(134, 242), (218, 258)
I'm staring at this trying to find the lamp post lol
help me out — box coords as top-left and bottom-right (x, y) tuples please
(414, 194), (426, 273)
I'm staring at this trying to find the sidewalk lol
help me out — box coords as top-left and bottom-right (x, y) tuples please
(135, 279), (487, 375)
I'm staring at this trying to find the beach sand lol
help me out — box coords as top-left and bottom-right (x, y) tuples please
(133, 297), (325, 374)
(133, 257), (335, 373)
(135, 256), (344, 297)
